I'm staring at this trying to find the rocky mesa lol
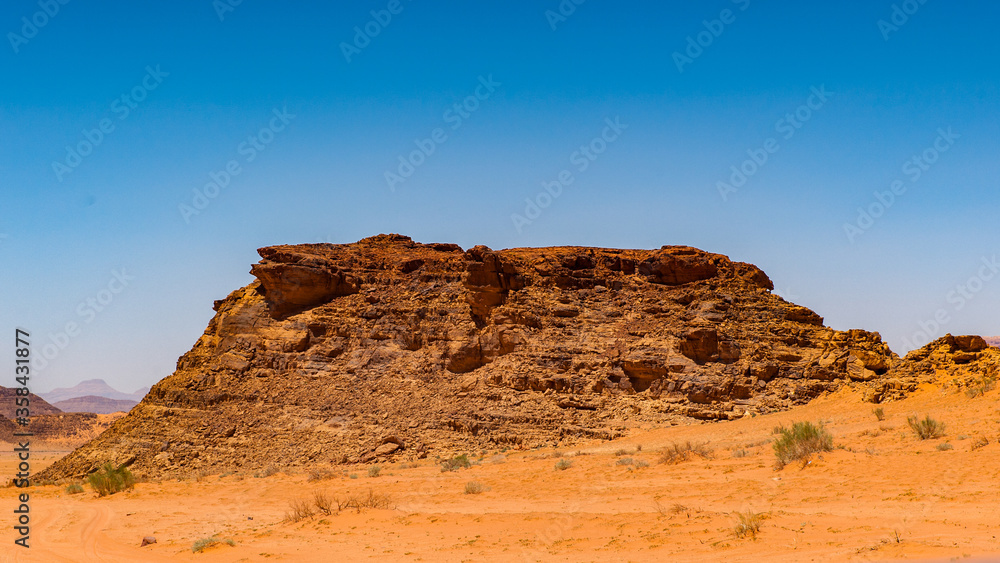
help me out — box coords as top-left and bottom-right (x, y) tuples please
(37, 235), (999, 481)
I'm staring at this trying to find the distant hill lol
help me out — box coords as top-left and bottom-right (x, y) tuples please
(52, 396), (138, 414)
(985, 336), (1000, 348)
(0, 386), (62, 418)
(40, 379), (148, 404)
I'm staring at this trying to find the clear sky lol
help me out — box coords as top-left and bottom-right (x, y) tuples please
(2, 0), (998, 393)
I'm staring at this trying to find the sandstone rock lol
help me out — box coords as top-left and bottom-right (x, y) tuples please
(38, 235), (996, 481)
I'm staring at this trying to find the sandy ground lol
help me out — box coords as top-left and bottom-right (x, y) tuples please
(3, 385), (1000, 562)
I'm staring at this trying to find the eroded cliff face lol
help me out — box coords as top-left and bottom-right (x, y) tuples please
(36, 234), (996, 480)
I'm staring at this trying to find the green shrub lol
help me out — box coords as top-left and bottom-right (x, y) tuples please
(554, 459), (573, 471)
(65, 483), (84, 495)
(772, 422), (833, 468)
(907, 415), (945, 440)
(86, 463), (135, 497)
(441, 454), (471, 472)
(367, 465), (381, 478)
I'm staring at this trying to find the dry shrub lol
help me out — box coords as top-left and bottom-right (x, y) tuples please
(285, 498), (315, 522)
(191, 535), (235, 553)
(308, 467), (336, 482)
(907, 415), (945, 440)
(733, 510), (762, 539)
(658, 441), (713, 464)
(464, 481), (489, 495)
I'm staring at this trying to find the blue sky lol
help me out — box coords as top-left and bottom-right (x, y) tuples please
(2, 0), (998, 393)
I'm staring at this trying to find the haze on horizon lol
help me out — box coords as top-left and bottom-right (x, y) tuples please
(1, 0), (997, 393)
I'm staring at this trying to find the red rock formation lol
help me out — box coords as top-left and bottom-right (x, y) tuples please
(40, 235), (986, 480)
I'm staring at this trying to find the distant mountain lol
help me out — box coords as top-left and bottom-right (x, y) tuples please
(52, 396), (138, 414)
(40, 379), (148, 404)
(985, 336), (1000, 348)
(0, 386), (62, 418)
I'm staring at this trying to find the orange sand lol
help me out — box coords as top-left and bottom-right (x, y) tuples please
(3, 385), (1000, 562)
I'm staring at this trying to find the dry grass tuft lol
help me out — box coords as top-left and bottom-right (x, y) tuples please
(658, 441), (713, 464)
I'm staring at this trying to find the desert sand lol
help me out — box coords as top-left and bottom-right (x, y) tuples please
(4, 384), (1000, 562)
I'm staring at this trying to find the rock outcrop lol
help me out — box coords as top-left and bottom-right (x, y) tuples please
(36, 235), (989, 480)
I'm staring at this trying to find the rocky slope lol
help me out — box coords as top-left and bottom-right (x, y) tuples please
(0, 386), (62, 418)
(36, 235), (997, 480)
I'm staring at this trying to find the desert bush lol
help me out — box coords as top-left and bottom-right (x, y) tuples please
(464, 481), (489, 495)
(308, 467), (336, 481)
(907, 415), (945, 440)
(86, 463), (135, 497)
(65, 483), (84, 495)
(733, 510), (762, 539)
(616, 457), (634, 466)
(971, 437), (989, 451)
(368, 465), (382, 478)
(191, 535), (234, 553)
(285, 498), (315, 522)
(772, 422), (833, 468)
(635, 459), (650, 468)
(441, 454), (472, 472)
(873, 407), (885, 421)
(554, 459), (573, 471)
(658, 441), (714, 464)
(313, 491), (334, 515)
(342, 489), (393, 511)
(965, 376), (996, 398)
(731, 448), (748, 458)
(349, 474), (359, 479)
(936, 442), (953, 451)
